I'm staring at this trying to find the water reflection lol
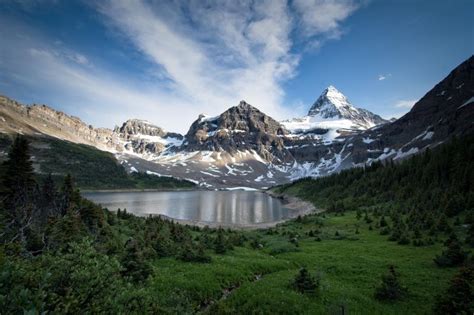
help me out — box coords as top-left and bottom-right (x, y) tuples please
(83, 190), (290, 225)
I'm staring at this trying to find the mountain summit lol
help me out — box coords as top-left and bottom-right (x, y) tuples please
(308, 85), (355, 117)
(308, 85), (387, 128)
(281, 85), (387, 135)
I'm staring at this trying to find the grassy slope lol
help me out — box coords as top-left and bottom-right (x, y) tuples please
(143, 212), (455, 314)
(0, 133), (195, 190)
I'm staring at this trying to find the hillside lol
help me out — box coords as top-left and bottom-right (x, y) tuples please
(274, 135), (473, 215)
(0, 134), (195, 190)
(1, 134), (472, 314)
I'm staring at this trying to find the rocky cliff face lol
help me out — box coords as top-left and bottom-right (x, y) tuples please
(114, 119), (167, 138)
(0, 98), (183, 157)
(113, 119), (183, 155)
(183, 101), (291, 163)
(0, 96), (121, 151)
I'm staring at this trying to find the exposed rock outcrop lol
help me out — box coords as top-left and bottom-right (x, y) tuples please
(183, 101), (291, 163)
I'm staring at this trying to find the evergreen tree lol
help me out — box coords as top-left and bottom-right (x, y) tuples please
(1, 135), (36, 202)
(39, 174), (58, 222)
(61, 174), (81, 214)
(433, 265), (474, 314)
(374, 265), (408, 301)
(121, 238), (151, 283)
(466, 224), (474, 248)
(0, 135), (38, 246)
(434, 235), (468, 267)
(291, 267), (319, 295)
(436, 214), (450, 232)
(214, 228), (228, 254)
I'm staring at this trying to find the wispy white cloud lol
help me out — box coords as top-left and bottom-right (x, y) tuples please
(394, 99), (417, 108)
(93, 0), (361, 123)
(95, 0), (299, 121)
(292, 0), (359, 40)
(378, 73), (391, 81)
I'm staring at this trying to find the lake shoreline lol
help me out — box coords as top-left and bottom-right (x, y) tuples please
(81, 187), (259, 193)
(84, 189), (322, 230)
(81, 187), (202, 193)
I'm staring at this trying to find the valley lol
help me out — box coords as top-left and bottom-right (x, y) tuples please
(0, 2), (472, 312)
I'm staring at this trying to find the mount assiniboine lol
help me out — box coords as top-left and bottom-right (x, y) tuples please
(0, 56), (473, 189)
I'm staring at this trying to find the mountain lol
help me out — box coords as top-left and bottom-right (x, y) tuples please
(287, 55), (474, 179)
(183, 101), (290, 163)
(113, 119), (183, 156)
(122, 101), (294, 188)
(0, 55), (472, 189)
(0, 97), (184, 157)
(307, 85), (387, 128)
(282, 85), (388, 136)
(0, 96), (121, 151)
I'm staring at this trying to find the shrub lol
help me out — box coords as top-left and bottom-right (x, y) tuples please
(178, 242), (211, 263)
(380, 227), (390, 235)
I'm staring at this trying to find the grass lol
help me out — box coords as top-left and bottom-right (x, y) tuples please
(145, 211), (458, 314)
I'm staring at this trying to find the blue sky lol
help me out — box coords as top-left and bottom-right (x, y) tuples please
(0, 0), (472, 133)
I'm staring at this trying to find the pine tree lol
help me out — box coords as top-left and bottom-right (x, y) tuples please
(39, 174), (58, 222)
(1, 135), (36, 202)
(434, 265), (474, 314)
(121, 238), (151, 283)
(466, 224), (474, 248)
(374, 265), (408, 301)
(61, 174), (81, 215)
(436, 214), (450, 232)
(291, 267), (319, 295)
(434, 235), (468, 267)
(0, 135), (38, 246)
(214, 228), (228, 254)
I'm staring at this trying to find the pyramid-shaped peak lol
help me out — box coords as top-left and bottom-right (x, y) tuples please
(234, 100), (260, 112)
(322, 86), (350, 105)
(308, 86), (353, 116)
(237, 100), (253, 108)
(325, 85), (339, 92)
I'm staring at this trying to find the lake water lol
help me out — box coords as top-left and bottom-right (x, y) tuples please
(83, 190), (291, 226)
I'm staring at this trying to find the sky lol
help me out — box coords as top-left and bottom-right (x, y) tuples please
(0, 0), (473, 133)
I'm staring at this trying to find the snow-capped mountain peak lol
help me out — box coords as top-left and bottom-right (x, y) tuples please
(281, 86), (388, 136)
(308, 85), (359, 118)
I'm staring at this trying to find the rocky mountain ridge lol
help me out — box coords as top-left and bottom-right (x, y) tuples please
(1, 55), (472, 188)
